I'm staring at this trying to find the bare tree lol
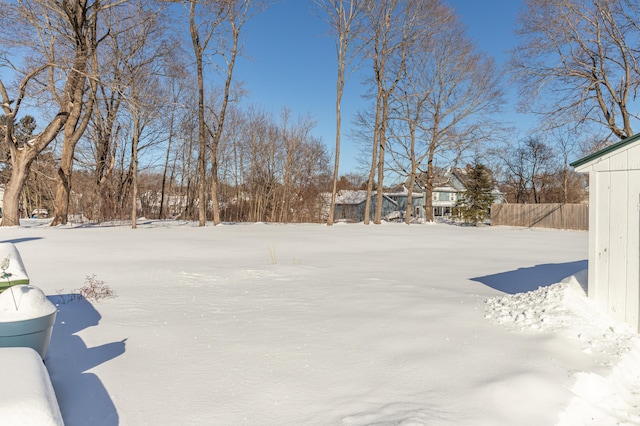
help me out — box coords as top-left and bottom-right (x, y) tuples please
(550, 127), (579, 203)
(49, 0), (100, 226)
(512, 0), (640, 139)
(222, 106), (329, 223)
(159, 68), (190, 220)
(215, 105), (248, 221)
(385, 1), (452, 223)
(361, 0), (404, 225)
(277, 108), (318, 222)
(0, 0), (116, 226)
(118, 4), (169, 229)
(51, 0), (168, 226)
(86, 58), (123, 222)
(361, 0), (447, 224)
(314, 0), (363, 226)
(175, 105), (200, 220)
(184, 0), (264, 226)
(498, 137), (556, 204)
(245, 109), (281, 222)
(390, 3), (503, 222)
(206, 0), (261, 225)
(187, 0), (225, 226)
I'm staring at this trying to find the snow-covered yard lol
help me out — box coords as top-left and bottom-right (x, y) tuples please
(2, 220), (639, 425)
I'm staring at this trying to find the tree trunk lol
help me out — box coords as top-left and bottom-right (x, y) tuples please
(2, 160), (33, 226)
(327, 101), (341, 226)
(208, 3), (245, 226)
(131, 121), (140, 229)
(374, 93), (389, 224)
(424, 150), (435, 222)
(405, 124), (417, 225)
(190, 2), (208, 227)
(364, 95), (382, 225)
(159, 106), (175, 219)
(51, 151), (73, 226)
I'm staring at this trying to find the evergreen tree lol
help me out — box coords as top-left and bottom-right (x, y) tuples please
(456, 163), (494, 225)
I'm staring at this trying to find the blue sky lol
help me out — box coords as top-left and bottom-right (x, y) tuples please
(234, 0), (530, 175)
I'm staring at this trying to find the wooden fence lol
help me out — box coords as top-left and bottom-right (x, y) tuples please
(490, 203), (588, 230)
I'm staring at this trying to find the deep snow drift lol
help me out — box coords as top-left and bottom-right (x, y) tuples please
(1, 220), (638, 425)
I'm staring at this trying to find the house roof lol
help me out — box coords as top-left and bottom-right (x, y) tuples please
(385, 185), (423, 197)
(407, 168), (467, 193)
(570, 132), (640, 169)
(334, 190), (368, 205)
(333, 190), (398, 207)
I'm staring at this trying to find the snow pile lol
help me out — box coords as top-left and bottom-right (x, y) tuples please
(485, 270), (635, 355)
(558, 343), (640, 425)
(0, 285), (57, 321)
(0, 347), (64, 426)
(486, 271), (640, 425)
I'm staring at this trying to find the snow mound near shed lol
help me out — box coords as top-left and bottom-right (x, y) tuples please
(485, 270), (635, 356)
(486, 270), (640, 425)
(557, 342), (640, 425)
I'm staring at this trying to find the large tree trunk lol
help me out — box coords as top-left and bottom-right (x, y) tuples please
(2, 156), (34, 226)
(190, 2), (208, 227)
(374, 93), (389, 224)
(51, 151), (73, 226)
(49, 2), (97, 227)
(51, 92), (92, 226)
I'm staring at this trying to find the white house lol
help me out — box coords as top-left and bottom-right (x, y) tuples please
(571, 134), (640, 332)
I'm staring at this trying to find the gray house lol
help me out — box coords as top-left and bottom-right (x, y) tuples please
(325, 167), (504, 223)
(332, 191), (400, 222)
(387, 168), (505, 220)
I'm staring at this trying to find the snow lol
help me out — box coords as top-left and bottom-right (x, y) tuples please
(0, 347), (63, 426)
(0, 242), (30, 284)
(486, 272), (640, 425)
(1, 220), (639, 425)
(0, 285), (57, 321)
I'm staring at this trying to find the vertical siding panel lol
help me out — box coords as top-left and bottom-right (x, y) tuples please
(609, 148), (628, 171)
(628, 144), (640, 170)
(626, 171), (640, 330)
(594, 170), (611, 314)
(608, 170), (628, 322)
(587, 170), (597, 301)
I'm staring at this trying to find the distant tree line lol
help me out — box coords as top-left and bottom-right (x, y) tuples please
(317, 0), (637, 224)
(0, 0), (637, 227)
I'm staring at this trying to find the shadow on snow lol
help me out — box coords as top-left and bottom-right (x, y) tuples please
(46, 294), (126, 426)
(471, 260), (588, 294)
(1, 237), (44, 244)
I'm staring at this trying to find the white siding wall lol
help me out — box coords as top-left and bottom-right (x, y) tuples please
(581, 144), (640, 331)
